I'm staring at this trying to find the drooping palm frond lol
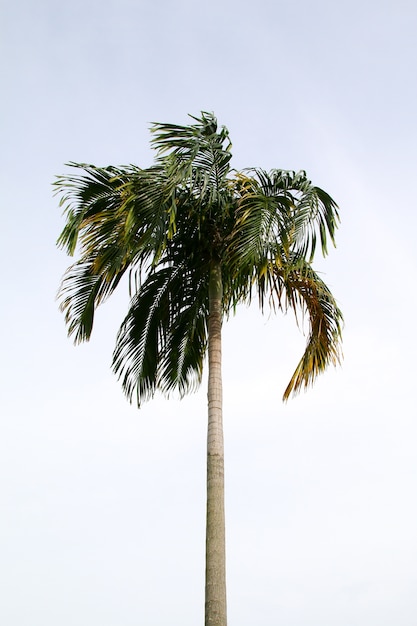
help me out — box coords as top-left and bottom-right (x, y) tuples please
(55, 162), (180, 343)
(55, 162), (175, 261)
(279, 264), (343, 399)
(58, 258), (127, 343)
(112, 260), (209, 405)
(112, 194), (215, 405)
(222, 235), (343, 399)
(55, 163), (130, 256)
(249, 254), (343, 399)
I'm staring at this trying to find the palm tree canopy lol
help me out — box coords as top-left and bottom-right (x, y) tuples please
(56, 112), (343, 405)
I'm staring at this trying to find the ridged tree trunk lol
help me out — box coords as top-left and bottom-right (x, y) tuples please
(205, 261), (227, 626)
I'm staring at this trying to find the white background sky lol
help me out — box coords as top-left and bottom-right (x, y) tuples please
(1, 1), (417, 624)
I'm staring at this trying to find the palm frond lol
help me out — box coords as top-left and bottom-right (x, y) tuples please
(55, 163), (130, 255)
(256, 258), (343, 399)
(235, 169), (339, 263)
(228, 172), (293, 269)
(113, 262), (209, 405)
(57, 256), (128, 343)
(55, 162), (182, 342)
(150, 112), (233, 211)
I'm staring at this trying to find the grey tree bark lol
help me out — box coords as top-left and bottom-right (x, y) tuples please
(205, 261), (227, 626)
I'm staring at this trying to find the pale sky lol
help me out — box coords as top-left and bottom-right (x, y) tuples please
(1, 1), (417, 625)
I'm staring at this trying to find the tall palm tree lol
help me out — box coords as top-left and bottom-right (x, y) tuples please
(56, 112), (343, 626)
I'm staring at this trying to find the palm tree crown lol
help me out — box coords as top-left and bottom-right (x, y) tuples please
(56, 111), (342, 405)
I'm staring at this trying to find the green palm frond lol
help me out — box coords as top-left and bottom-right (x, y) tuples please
(58, 258), (128, 343)
(113, 262), (209, 405)
(55, 162), (175, 261)
(231, 169), (339, 266)
(55, 163), (129, 255)
(55, 162), (183, 342)
(228, 172), (293, 269)
(150, 112), (233, 211)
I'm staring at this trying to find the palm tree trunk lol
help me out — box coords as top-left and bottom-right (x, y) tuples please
(205, 261), (227, 626)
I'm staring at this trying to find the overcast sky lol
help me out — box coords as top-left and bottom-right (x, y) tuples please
(1, 1), (417, 625)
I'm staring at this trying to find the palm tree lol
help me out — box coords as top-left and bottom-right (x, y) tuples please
(55, 112), (343, 626)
